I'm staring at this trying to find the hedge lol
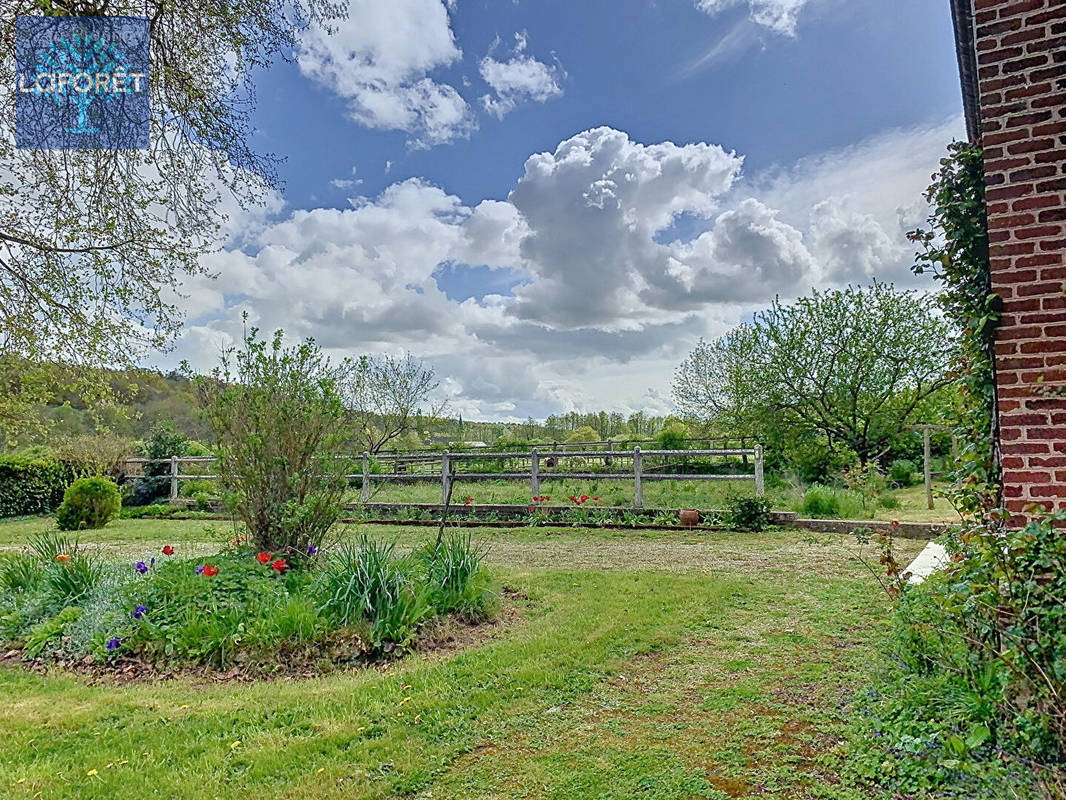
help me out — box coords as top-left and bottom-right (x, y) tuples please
(0, 455), (84, 518)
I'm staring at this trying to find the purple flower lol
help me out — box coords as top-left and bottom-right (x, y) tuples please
(132, 605), (147, 619)
(135, 561), (148, 574)
(195, 565), (205, 575)
(150, 557), (156, 566)
(306, 545), (319, 556)
(106, 637), (121, 651)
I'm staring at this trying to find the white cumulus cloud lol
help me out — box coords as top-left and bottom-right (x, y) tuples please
(297, 0), (475, 147)
(479, 32), (564, 119)
(167, 120), (962, 420)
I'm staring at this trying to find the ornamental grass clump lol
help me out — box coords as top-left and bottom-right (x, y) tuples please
(315, 536), (430, 650)
(420, 532), (491, 618)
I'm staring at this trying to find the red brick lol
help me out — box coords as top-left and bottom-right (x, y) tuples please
(1012, 194), (1061, 210)
(1015, 252), (1063, 266)
(1002, 441), (1052, 454)
(1014, 223), (1063, 238)
(1006, 136), (1056, 153)
(1031, 484), (1066, 497)
(980, 47), (1025, 66)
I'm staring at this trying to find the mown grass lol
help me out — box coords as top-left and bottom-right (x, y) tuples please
(0, 516), (921, 799)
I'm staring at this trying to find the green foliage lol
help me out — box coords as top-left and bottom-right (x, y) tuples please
(43, 553), (105, 606)
(0, 552), (43, 594)
(888, 458), (917, 487)
(909, 141), (997, 514)
(852, 513), (1066, 796)
(798, 484), (866, 520)
(22, 606), (84, 660)
(656, 423), (688, 451)
(55, 477), (121, 531)
(130, 553), (317, 667)
(723, 494), (772, 531)
(315, 536), (430, 650)
(800, 484), (840, 518)
(421, 532), (490, 618)
(564, 426), (600, 444)
(191, 325), (351, 554)
(0, 453), (82, 518)
(119, 504), (184, 519)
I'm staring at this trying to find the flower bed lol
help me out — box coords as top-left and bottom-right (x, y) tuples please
(0, 531), (494, 673)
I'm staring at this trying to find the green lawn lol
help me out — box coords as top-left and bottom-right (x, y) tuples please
(0, 517), (925, 799)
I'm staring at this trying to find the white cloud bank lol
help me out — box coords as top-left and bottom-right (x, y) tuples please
(169, 117), (965, 420)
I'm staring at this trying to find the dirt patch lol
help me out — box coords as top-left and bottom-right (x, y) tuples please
(0, 598), (524, 686)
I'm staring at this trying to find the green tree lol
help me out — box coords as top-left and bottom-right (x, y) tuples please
(674, 284), (955, 465)
(672, 324), (762, 439)
(0, 0), (344, 439)
(752, 284), (954, 462)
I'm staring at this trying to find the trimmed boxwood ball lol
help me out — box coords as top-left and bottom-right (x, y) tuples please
(56, 477), (122, 531)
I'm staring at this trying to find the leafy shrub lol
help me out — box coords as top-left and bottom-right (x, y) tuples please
(788, 440), (857, 485)
(192, 326), (351, 553)
(724, 494), (772, 531)
(850, 512), (1066, 796)
(316, 536), (430, 649)
(23, 606), (83, 659)
(888, 458), (917, 487)
(801, 484), (840, 518)
(120, 504), (183, 519)
(55, 477), (121, 530)
(878, 493), (901, 510)
(656, 424), (688, 451)
(421, 532), (490, 617)
(126, 422), (190, 506)
(0, 453), (83, 518)
(54, 434), (134, 479)
(797, 484), (866, 519)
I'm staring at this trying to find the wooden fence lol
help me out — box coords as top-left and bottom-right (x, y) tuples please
(124, 446), (764, 510)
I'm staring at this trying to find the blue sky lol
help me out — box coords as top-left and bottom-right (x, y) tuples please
(251, 0), (962, 209)
(173, 0), (967, 421)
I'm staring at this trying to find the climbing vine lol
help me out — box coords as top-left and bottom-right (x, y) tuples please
(908, 141), (999, 518)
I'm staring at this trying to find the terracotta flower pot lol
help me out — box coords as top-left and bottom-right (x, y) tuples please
(679, 509), (700, 526)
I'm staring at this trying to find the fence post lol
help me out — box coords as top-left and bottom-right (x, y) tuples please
(923, 427), (933, 510)
(361, 451), (370, 503)
(531, 448), (540, 497)
(441, 451), (451, 505)
(169, 455), (179, 501)
(633, 446), (643, 509)
(754, 444), (765, 496)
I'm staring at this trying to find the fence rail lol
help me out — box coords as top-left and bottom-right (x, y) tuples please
(128, 446), (764, 510)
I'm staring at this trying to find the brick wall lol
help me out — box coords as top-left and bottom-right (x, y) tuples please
(972, 0), (1066, 523)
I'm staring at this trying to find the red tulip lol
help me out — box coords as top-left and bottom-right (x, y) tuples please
(271, 559), (287, 573)
(256, 552), (272, 564)
(161, 545), (175, 556)
(202, 564), (218, 577)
